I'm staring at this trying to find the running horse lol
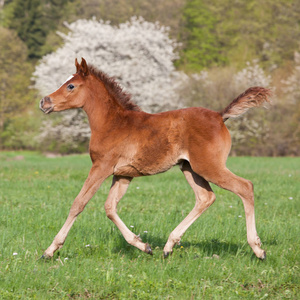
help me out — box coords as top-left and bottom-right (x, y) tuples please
(40, 58), (270, 259)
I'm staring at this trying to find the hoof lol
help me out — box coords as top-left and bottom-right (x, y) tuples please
(39, 254), (48, 261)
(259, 250), (266, 260)
(145, 243), (153, 255)
(163, 251), (172, 259)
(39, 253), (52, 260)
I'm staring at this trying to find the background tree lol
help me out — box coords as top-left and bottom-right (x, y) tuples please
(178, 0), (227, 71)
(178, 0), (300, 71)
(0, 27), (36, 148)
(68, 0), (185, 38)
(4, 0), (48, 59)
(34, 17), (183, 112)
(276, 51), (300, 155)
(2, 0), (71, 59)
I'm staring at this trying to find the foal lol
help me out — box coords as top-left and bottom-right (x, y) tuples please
(40, 58), (270, 259)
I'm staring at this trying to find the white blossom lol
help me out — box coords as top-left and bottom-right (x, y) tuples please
(37, 110), (90, 152)
(233, 60), (271, 90)
(191, 71), (211, 86)
(33, 16), (184, 113)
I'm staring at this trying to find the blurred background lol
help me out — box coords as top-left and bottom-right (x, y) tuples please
(0, 0), (299, 156)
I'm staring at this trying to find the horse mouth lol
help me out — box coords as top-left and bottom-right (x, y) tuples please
(46, 106), (54, 114)
(40, 104), (54, 114)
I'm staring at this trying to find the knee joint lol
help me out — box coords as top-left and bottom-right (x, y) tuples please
(243, 180), (254, 202)
(104, 202), (115, 219)
(196, 192), (216, 208)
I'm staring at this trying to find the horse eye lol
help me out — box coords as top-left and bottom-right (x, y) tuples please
(67, 84), (75, 90)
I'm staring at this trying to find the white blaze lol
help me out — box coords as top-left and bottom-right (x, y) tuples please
(62, 75), (74, 86)
(53, 75), (74, 93)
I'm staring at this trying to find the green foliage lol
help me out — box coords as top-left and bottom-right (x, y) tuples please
(224, 0), (300, 69)
(0, 111), (41, 150)
(179, 0), (300, 70)
(0, 153), (299, 298)
(3, 0), (71, 59)
(0, 26), (36, 149)
(4, 0), (47, 59)
(178, 0), (228, 71)
(68, 0), (185, 34)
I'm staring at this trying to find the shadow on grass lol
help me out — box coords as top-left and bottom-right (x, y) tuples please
(43, 230), (270, 261)
(112, 232), (245, 258)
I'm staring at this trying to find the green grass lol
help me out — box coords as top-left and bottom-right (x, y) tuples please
(0, 152), (299, 299)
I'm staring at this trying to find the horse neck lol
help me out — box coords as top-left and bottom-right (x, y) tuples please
(83, 79), (124, 133)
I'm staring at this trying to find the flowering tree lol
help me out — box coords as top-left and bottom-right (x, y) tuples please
(33, 17), (184, 152)
(233, 59), (271, 91)
(34, 16), (183, 112)
(38, 110), (91, 153)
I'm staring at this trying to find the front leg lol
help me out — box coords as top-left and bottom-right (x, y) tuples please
(42, 164), (111, 258)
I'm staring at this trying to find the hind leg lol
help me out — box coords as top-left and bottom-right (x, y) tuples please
(105, 176), (152, 254)
(163, 161), (216, 257)
(195, 164), (266, 259)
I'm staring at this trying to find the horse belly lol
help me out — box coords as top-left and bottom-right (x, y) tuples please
(134, 147), (183, 176)
(113, 164), (144, 177)
(113, 148), (181, 177)
(113, 158), (176, 177)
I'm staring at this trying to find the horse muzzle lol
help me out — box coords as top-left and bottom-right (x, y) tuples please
(40, 96), (54, 114)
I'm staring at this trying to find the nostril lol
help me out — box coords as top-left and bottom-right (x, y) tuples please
(44, 96), (51, 103)
(40, 96), (52, 107)
(40, 96), (54, 113)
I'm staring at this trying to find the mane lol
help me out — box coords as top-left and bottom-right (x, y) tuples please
(88, 64), (141, 111)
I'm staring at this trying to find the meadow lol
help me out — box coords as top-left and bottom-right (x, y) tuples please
(0, 152), (299, 299)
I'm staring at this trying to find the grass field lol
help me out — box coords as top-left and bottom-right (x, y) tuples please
(0, 152), (299, 299)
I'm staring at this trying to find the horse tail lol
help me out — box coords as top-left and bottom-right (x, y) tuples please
(220, 87), (271, 122)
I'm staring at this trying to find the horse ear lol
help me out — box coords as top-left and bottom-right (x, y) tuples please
(75, 57), (89, 76)
(80, 57), (89, 76)
(75, 58), (80, 73)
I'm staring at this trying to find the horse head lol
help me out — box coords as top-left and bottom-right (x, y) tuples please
(40, 58), (90, 114)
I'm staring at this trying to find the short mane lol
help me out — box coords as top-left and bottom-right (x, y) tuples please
(88, 64), (141, 111)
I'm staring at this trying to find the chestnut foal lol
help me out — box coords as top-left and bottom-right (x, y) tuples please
(40, 58), (270, 259)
